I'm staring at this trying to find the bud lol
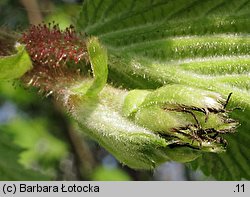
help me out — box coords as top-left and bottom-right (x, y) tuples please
(19, 24), (238, 169)
(123, 85), (238, 158)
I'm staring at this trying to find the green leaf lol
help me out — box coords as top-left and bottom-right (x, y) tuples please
(86, 37), (108, 97)
(0, 44), (32, 80)
(70, 37), (108, 98)
(77, 0), (250, 180)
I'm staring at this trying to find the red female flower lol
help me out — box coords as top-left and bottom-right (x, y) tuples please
(21, 23), (89, 97)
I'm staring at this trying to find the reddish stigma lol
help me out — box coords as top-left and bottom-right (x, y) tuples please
(21, 23), (88, 66)
(21, 23), (89, 97)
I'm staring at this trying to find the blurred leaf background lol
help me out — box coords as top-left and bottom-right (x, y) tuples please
(0, 0), (216, 181)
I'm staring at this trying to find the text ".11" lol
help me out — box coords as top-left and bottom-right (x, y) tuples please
(234, 184), (244, 193)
